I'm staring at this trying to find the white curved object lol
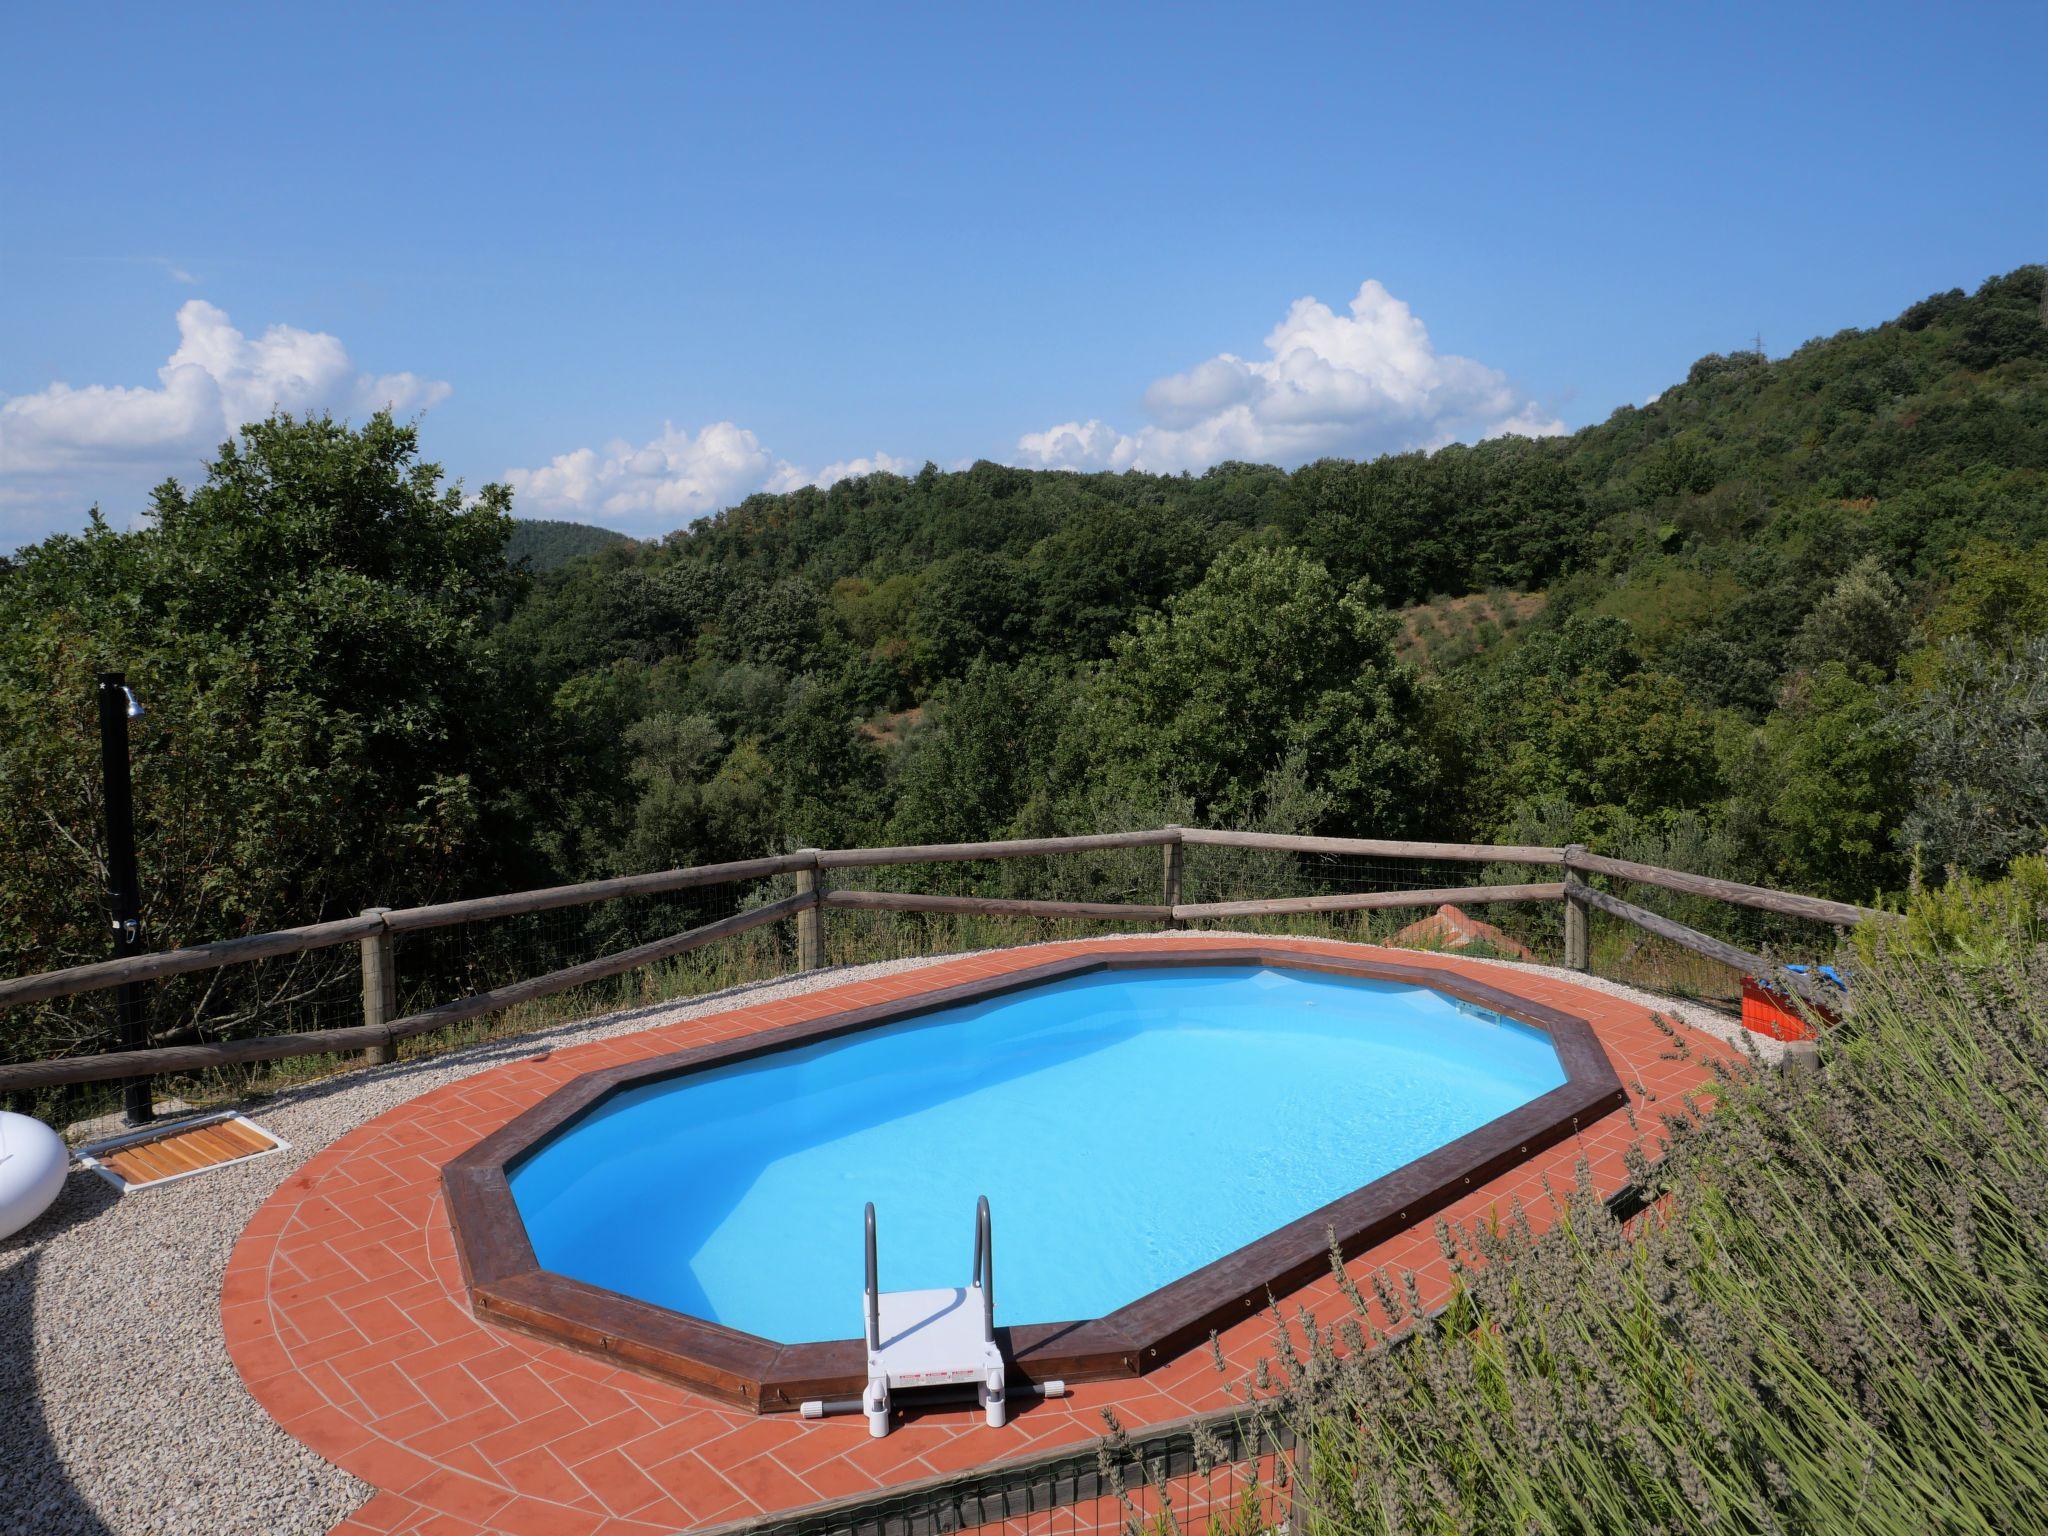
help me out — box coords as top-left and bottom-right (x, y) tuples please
(0, 1110), (68, 1240)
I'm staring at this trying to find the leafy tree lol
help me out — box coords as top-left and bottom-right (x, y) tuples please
(1284, 443), (1592, 606)
(1897, 638), (2048, 876)
(888, 659), (1076, 845)
(830, 571), (921, 700)
(1636, 433), (1719, 499)
(1949, 265), (2048, 370)
(1059, 544), (1436, 830)
(614, 711), (735, 873)
(1542, 671), (1729, 824)
(1663, 632), (1786, 716)
(1753, 662), (1911, 899)
(831, 572), (920, 648)
(1787, 555), (1910, 676)
(687, 659), (795, 744)
(1461, 615), (1729, 836)
(713, 575), (829, 672)
(499, 564), (707, 681)
(0, 413), (525, 1055)
(1025, 502), (1214, 658)
(908, 551), (1032, 684)
(1926, 539), (2048, 652)
(763, 673), (886, 848)
(537, 660), (654, 877)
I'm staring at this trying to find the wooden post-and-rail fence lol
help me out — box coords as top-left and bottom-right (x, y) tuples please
(0, 829), (1886, 1099)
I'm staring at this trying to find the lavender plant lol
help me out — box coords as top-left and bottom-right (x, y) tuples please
(1269, 930), (2048, 1535)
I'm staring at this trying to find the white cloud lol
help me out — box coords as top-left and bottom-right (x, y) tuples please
(0, 300), (450, 541)
(809, 450), (913, 486)
(1014, 279), (1563, 474)
(505, 422), (787, 525)
(503, 429), (908, 533)
(1015, 419), (1128, 470)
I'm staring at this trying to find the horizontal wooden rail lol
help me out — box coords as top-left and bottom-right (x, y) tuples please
(1174, 881), (1564, 921)
(0, 913), (385, 1011)
(0, 897), (814, 1094)
(1567, 877), (1768, 977)
(0, 1022), (399, 1093)
(380, 852), (815, 933)
(821, 890), (1173, 922)
(383, 894), (813, 1038)
(1562, 847), (1880, 927)
(817, 830), (1177, 870)
(0, 857), (814, 1007)
(1177, 828), (1565, 865)
(2, 829), (1877, 1010)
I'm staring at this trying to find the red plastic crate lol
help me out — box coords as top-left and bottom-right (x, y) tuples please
(1740, 977), (1837, 1041)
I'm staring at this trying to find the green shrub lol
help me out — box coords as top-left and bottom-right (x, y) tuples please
(1853, 853), (2048, 966)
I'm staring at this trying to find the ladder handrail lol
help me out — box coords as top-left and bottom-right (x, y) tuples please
(973, 1195), (994, 1345)
(867, 1195), (994, 1353)
(864, 1201), (880, 1353)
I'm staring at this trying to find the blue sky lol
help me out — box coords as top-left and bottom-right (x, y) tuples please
(3, 1), (2043, 544)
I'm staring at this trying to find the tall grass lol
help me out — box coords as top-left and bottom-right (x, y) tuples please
(1272, 930), (2048, 1535)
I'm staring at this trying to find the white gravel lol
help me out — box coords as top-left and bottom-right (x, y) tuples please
(1474, 952), (1791, 1065)
(0, 936), (1760, 1536)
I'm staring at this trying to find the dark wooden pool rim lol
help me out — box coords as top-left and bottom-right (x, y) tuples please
(442, 946), (1627, 1412)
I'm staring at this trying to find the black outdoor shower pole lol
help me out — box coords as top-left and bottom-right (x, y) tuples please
(96, 670), (152, 1125)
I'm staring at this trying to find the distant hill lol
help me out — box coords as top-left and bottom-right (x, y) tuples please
(505, 519), (633, 571)
(568, 266), (2043, 618)
(500, 265), (2047, 695)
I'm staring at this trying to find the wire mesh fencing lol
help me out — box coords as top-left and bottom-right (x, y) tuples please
(721, 1415), (1293, 1536)
(4, 838), (1591, 1132)
(820, 842), (1172, 967)
(1571, 865), (1851, 1009)
(376, 874), (825, 1074)
(7, 873), (808, 1131)
(392, 875), (764, 1020)
(1179, 843), (1567, 963)
(8, 940), (368, 1129)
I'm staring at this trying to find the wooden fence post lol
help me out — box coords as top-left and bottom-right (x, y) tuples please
(1561, 847), (1590, 971)
(359, 909), (396, 1065)
(795, 852), (824, 970)
(1162, 827), (1185, 928)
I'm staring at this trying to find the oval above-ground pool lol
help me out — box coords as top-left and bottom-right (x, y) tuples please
(444, 946), (1626, 1409)
(508, 964), (1566, 1342)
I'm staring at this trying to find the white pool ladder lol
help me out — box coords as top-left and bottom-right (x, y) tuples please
(799, 1196), (1066, 1435)
(860, 1194), (1004, 1437)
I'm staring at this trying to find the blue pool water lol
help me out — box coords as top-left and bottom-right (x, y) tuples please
(508, 964), (1564, 1342)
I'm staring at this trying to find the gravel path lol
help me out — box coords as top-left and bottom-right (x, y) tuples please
(0, 937), (1762, 1536)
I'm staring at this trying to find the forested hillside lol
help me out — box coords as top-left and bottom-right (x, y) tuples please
(503, 265), (2046, 896)
(504, 518), (633, 571)
(3, 265), (2044, 1002)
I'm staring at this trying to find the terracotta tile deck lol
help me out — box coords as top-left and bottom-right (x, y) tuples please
(221, 936), (1737, 1536)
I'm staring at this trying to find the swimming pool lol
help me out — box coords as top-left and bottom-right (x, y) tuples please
(506, 962), (1568, 1343)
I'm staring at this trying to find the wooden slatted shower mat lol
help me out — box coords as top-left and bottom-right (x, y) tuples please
(78, 1112), (288, 1191)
